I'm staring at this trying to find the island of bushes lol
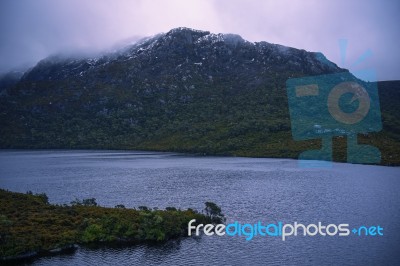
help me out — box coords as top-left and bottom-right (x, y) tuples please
(0, 189), (224, 262)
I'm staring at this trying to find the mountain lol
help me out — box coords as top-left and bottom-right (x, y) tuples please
(0, 27), (399, 165)
(0, 71), (24, 95)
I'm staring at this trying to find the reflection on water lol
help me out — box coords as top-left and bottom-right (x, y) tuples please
(0, 150), (399, 265)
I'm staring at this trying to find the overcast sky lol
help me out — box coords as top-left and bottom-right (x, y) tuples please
(0, 0), (399, 80)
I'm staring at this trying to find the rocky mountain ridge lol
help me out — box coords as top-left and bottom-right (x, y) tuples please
(0, 27), (399, 165)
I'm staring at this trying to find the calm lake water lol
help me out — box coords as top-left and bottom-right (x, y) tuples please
(0, 150), (399, 265)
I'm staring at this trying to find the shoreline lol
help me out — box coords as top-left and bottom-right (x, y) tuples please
(0, 148), (399, 167)
(1, 244), (77, 264)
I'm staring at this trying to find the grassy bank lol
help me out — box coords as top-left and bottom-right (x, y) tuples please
(0, 189), (223, 261)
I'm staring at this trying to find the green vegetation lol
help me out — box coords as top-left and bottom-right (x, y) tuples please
(0, 79), (398, 165)
(0, 189), (224, 261)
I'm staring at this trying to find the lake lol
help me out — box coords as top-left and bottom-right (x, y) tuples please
(0, 150), (399, 265)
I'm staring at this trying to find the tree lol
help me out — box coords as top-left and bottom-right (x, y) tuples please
(70, 198), (97, 206)
(204, 202), (225, 223)
(82, 198), (97, 207)
(36, 193), (49, 204)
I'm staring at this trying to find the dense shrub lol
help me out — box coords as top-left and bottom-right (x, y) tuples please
(0, 189), (221, 260)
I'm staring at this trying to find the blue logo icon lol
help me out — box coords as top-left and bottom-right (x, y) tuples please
(286, 43), (382, 167)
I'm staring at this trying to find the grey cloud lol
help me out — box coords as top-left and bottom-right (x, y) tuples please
(0, 0), (398, 80)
